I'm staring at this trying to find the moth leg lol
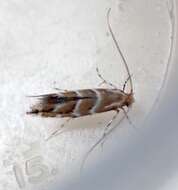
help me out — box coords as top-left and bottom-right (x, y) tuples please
(100, 110), (120, 149)
(53, 88), (69, 92)
(103, 110), (119, 135)
(45, 118), (72, 141)
(121, 108), (137, 130)
(96, 66), (117, 89)
(52, 81), (69, 92)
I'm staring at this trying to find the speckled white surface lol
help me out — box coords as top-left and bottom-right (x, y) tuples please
(0, 0), (173, 189)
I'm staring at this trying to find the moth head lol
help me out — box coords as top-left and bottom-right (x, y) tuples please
(125, 93), (134, 107)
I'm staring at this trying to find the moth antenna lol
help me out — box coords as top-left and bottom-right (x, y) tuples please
(80, 110), (127, 173)
(107, 8), (133, 94)
(80, 136), (103, 173)
(122, 74), (133, 92)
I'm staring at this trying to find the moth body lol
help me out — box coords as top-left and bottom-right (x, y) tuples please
(27, 89), (134, 118)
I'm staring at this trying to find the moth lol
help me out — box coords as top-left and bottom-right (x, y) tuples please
(27, 8), (134, 167)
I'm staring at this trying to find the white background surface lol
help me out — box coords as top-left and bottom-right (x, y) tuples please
(0, 0), (175, 189)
